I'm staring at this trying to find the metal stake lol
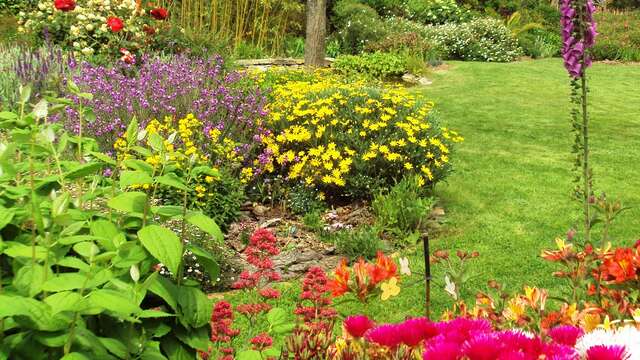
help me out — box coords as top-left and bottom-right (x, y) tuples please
(423, 233), (431, 318)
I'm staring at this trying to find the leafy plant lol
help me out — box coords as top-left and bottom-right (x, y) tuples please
(505, 11), (543, 37)
(332, 0), (389, 53)
(333, 52), (407, 80)
(372, 176), (435, 248)
(329, 225), (385, 260)
(0, 83), (223, 358)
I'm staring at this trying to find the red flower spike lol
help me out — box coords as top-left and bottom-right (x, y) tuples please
(150, 7), (169, 20)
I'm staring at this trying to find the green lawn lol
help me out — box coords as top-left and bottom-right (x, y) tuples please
(228, 59), (640, 337)
(328, 59), (640, 321)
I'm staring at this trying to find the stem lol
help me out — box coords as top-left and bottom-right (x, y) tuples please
(77, 100), (84, 209)
(581, 73), (591, 244)
(64, 254), (95, 355)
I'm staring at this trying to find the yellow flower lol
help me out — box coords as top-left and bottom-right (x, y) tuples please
(205, 176), (214, 183)
(381, 277), (400, 301)
(404, 162), (413, 170)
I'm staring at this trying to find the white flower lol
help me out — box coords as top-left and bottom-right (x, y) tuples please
(73, 41), (80, 48)
(85, 24), (94, 31)
(77, 14), (87, 21)
(575, 326), (640, 360)
(81, 47), (94, 56)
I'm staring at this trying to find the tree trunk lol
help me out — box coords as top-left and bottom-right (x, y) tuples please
(304, 0), (327, 67)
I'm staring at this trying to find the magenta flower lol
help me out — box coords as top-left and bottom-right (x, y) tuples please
(424, 341), (460, 360)
(561, 0), (598, 78)
(344, 315), (375, 339)
(462, 333), (502, 360)
(399, 317), (438, 347)
(586, 345), (629, 360)
(365, 324), (402, 348)
(549, 325), (584, 347)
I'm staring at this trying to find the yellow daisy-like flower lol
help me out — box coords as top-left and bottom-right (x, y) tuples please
(381, 277), (400, 301)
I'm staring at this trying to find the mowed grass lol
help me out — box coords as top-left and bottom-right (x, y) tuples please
(226, 59), (640, 335)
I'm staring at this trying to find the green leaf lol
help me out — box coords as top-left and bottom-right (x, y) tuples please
(137, 225), (183, 275)
(186, 212), (223, 243)
(0, 206), (15, 230)
(191, 166), (219, 178)
(0, 295), (69, 331)
(59, 235), (102, 245)
(107, 191), (147, 214)
(113, 242), (147, 268)
(138, 309), (175, 318)
(237, 350), (262, 360)
(13, 264), (50, 297)
(34, 331), (68, 347)
(0, 111), (18, 120)
(60, 353), (90, 360)
(175, 326), (209, 351)
(148, 132), (164, 152)
(162, 336), (193, 360)
(148, 276), (178, 312)
(44, 291), (85, 314)
(56, 257), (90, 272)
(120, 170), (153, 189)
(155, 173), (190, 192)
(81, 107), (96, 123)
(42, 273), (88, 292)
(267, 307), (288, 327)
(151, 205), (184, 218)
(63, 162), (103, 180)
(73, 242), (100, 259)
(88, 151), (116, 165)
(177, 287), (211, 328)
(187, 244), (220, 281)
(3, 242), (48, 259)
(98, 337), (128, 359)
(20, 84), (32, 104)
(140, 341), (167, 360)
(89, 289), (141, 315)
(90, 220), (120, 251)
(122, 159), (154, 174)
(126, 117), (139, 144)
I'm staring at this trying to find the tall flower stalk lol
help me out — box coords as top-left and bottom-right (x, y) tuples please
(561, 0), (598, 244)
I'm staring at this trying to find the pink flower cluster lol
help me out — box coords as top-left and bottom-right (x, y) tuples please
(232, 229), (281, 290)
(343, 317), (630, 360)
(561, 0), (598, 78)
(295, 266), (337, 323)
(210, 301), (239, 359)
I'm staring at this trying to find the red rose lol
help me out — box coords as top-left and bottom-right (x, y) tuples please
(106, 17), (124, 32)
(54, 0), (76, 12)
(150, 8), (169, 20)
(143, 25), (156, 36)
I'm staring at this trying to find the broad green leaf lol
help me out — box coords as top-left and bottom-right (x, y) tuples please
(186, 212), (223, 243)
(0, 111), (17, 120)
(13, 264), (50, 297)
(177, 287), (211, 328)
(34, 331), (68, 347)
(138, 309), (174, 318)
(81, 107), (96, 122)
(175, 326), (209, 351)
(59, 221), (86, 237)
(20, 84), (32, 104)
(89, 289), (141, 315)
(237, 350), (262, 360)
(112, 242), (147, 268)
(148, 276), (178, 312)
(88, 151), (117, 165)
(44, 291), (85, 314)
(64, 162), (103, 180)
(0, 295), (69, 331)
(188, 244), (220, 281)
(137, 225), (183, 275)
(107, 191), (147, 214)
(191, 166), (219, 178)
(73, 242), (100, 259)
(56, 257), (90, 272)
(267, 307), (289, 327)
(155, 173), (190, 192)
(140, 341), (167, 360)
(162, 336), (193, 360)
(60, 353), (90, 360)
(51, 192), (70, 218)
(3, 242), (48, 259)
(98, 337), (128, 359)
(150, 205), (183, 218)
(122, 159), (154, 174)
(263, 348), (281, 358)
(126, 117), (139, 144)
(42, 273), (88, 292)
(120, 170), (153, 189)
(148, 132), (164, 152)
(90, 219), (119, 251)
(0, 206), (15, 230)
(59, 235), (102, 245)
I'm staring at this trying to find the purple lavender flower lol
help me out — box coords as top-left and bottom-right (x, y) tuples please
(561, 0), (598, 78)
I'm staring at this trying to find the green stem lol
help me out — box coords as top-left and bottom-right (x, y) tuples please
(581, 73), (590, 244)
(64, 255), (95, 355)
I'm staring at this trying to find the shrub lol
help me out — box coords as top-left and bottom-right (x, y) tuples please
(251, 71), (463, 201)
(17, 0), (169, 57)
(426, 18), (523, 61)
(365, 31), (444, 63)
(329, 225), (386, 260)
(372, 176), (435, 247)
(519, 28), (561, 58)
(591, 10), (640, 62)
(287, 184), (326, 215)
(333, 52), (408, 80)
(406, 0), (472, 25)
(332, 0), (389, 53)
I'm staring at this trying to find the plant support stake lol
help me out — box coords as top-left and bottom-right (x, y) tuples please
(423, 233), (432, 318)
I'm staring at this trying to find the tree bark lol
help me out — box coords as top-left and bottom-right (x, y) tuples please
(304, 0), (327, 67)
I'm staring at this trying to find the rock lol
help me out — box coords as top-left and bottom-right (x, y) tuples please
(259, 217), (282, 229)
(402, 73), (432, 86)
(252, 204), (270, 217)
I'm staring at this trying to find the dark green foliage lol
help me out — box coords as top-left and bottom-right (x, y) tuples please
(519, 28), (561, 58)
(333, 52), (407, 79)
(332, 0), (389, 53)
(365, 31), (444, 63)
(405, 0), (472, 25)
(287, 185), (326, 216)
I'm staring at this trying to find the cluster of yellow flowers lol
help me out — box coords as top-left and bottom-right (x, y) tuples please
(247, 72), (463, 193)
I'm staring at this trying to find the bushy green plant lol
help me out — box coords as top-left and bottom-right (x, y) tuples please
(0, 84), (224, 358)
(332, 0), (389, 53)
(591, 10), (640, 62)
(328, 225), (385, 259)
(372, 176), (435, 248)
(333, 52), (407, 79)
(287, 185), (326, 215)
(425, 18), (523, 61)
(365, 31), (444, 63)
(302, 210), (325, 234)
(519, 28), (561, 58)
(406, 0), (471, 24)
